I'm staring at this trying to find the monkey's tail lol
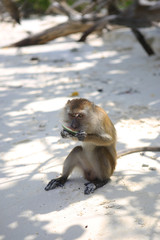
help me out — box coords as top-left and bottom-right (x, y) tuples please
(117, 146), (160, 159)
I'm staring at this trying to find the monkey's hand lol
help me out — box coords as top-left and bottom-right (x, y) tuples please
(75, 130), (87, 141)
(61, 129), (74, 138)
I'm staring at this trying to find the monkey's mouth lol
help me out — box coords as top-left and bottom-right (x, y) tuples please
(62, 124), (78, 134)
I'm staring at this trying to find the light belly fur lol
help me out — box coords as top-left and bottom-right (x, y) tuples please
(81, 143), (102, 180)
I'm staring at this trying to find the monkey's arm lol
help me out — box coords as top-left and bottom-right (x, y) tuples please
(62, 128), (114, 146)
(80, 132), (114, 146)
(61, 127), (115, 146)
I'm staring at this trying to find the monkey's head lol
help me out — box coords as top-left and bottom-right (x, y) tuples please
(62, 98), (96, 133)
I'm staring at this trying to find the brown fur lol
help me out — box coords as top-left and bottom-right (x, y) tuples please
(61, 98), (117, 184)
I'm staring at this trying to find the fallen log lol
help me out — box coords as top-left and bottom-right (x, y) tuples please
(2, 19), (96, 48)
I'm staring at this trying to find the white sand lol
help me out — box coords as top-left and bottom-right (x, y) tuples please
(0, 16), (160, 240)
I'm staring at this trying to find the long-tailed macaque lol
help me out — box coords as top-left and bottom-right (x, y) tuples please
(45, 98), (160, 194)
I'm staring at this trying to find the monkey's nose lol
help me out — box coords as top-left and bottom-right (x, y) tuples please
(71, 119), (79, 130)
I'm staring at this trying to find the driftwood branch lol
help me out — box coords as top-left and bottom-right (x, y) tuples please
(131, 28), (155, 56)
(47, 1), (80, 19)
(2, 19), (95, 48)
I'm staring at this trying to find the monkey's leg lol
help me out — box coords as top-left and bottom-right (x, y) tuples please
(84, 178), (110, 195)
(45, 146), (83, 191)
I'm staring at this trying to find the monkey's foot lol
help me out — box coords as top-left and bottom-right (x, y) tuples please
(45, 177), (67, 191)
(84, 179), (110, 194)
(84, 182), (96, 194)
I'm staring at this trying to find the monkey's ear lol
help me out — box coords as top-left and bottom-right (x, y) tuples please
(67, 100), (71, 104)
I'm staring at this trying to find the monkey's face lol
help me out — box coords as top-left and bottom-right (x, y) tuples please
(68, 112), (85, 130)
(62, 98), (95, 132)
(63, 108), (86, 132)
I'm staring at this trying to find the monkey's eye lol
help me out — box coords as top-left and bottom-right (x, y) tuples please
(78, 114), (84, 119)
(68, 113), (84, 119)
(69, 113), (76, 118)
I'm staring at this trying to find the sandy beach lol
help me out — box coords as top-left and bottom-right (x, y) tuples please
(0, 16), (160, 240)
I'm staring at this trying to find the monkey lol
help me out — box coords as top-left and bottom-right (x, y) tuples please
(45, 98), (160, 194)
